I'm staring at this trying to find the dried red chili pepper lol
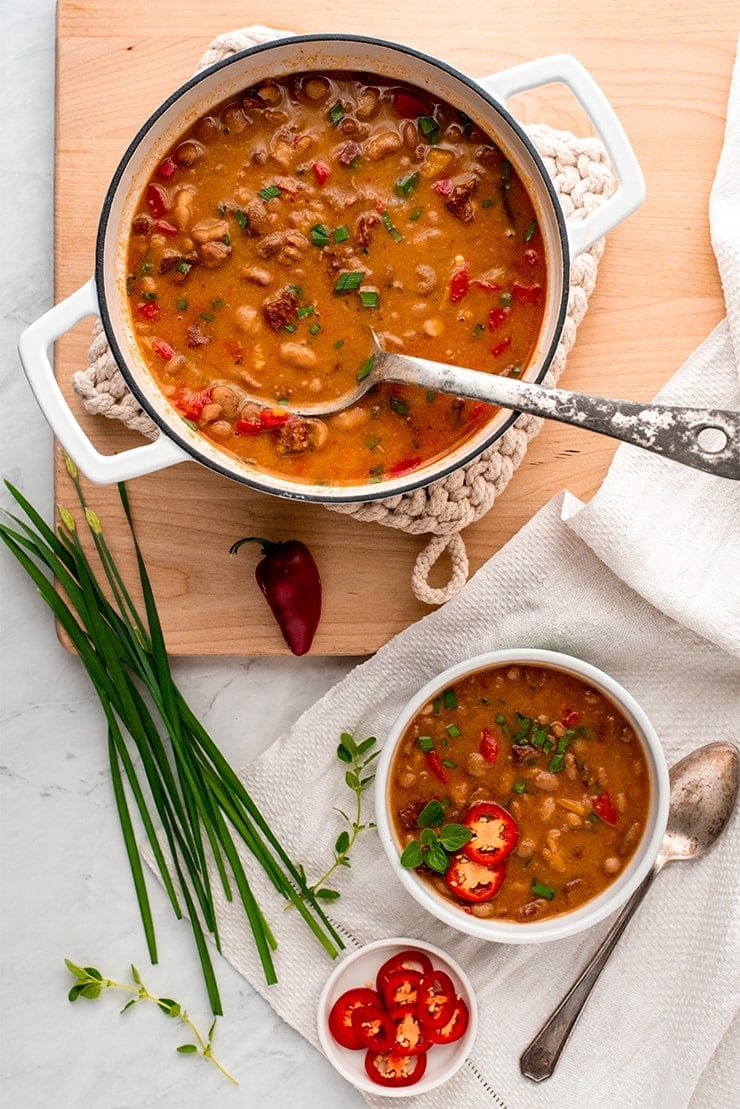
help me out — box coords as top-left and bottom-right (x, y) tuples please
(229, 536), (321, 655)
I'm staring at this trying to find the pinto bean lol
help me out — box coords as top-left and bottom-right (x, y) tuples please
(415, 264), (438, 295)
(332, 406), (369, 431)
(603, 857), (622, 876)
(365, 130), (403, 161)
(518, 898), (547, 920)
(303, 76), (330, 101)
(471, 902), (495, 919)
(233, 305), (259, 334)
(174, 141), (203, 166)
(279, 341), (317, 370)
(190, 218), (230, 244)
(211, 385), (240, 418)
(618, 821), (642, 857)
(208, 420), (233, 440)
(173, 186), (196, 230)
(464, 751), (487, 778)
(531, 769), (559, 792)
(199, 241), (231, 268)
(240, 265), (273, 286)
(356, 87), (380, 119)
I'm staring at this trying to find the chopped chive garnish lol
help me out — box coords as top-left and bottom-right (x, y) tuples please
(175, 298), (188, 311)
(334, 339), (345, 350)
(138, 261), (153, 275)
(283, 322), (297, 332)
(418, 735), (435, 752)
(234, 208), (248, 230)
(510, 364), (522, 377)
(588, 813), (600, 824)
(409, 206), (423, 221)
(542, 739), (554, 754)
(199, 311), (214, 321)
(357, 355), (375, 381)
(176, 261), (191, 274)
(395, 171), (419, 198)
(443, 688), (458, 709)
(495, 713), (506, 724)
(513, 780), (527, 794)
(418, 115), (440, 144)
(141, 292), (157, 302)
(333, 271), (365, 294)
(333, 225), (349, 243)
(426, 390), (437, 402)
(287, 284), (303, 298)
(481, 198), (496, 209)
(309, 322), (320, 335)
(548, 754), (565, 773)
(513, 713), (532, 741)
(501, 161), (512, 186)
(557, 735), (570, 755)
(211, 298), (224, 310)
(328, 101), (345, 126)
(296, 305), (315, 318)
(365, 434), (381, 450)
(222, 233), (231, 246)
(472, 323), (486, 339)
(125, 276), (135, 296)
(368, 465), (383, 483)
(531, 880), (555, 900)
(381, 210), (403, 243)
(258, 184), (281, 201)
(389, 396), (408, 416)
(446, 724), (461, 739)
(310, 223), (330, 247)
(500, 291), (512, 307)
(359, 290), (379, 308)
(433, 697), (441, 715)
(525, 219), (537, 242)
(442, 759), (458, 769)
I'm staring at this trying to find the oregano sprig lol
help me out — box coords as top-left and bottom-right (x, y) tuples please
(306, 732), (379, 900)
(399, 799), (472, 873)
(65, 959), (237, 1084)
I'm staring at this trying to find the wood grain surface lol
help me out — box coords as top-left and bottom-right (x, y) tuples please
(53, 0), (736, 655)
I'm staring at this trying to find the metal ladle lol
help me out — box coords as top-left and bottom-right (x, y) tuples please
(520, 741), (739, 1082)
(270, 334), (739, 480)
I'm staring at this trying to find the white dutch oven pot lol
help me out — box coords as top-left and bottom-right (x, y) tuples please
(20, 35), (645, 501)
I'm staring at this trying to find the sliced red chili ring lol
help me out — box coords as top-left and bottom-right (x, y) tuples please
(388, 1007), (431, 1056)
(425, 995), (470, 1044)
(417, 970), (456, 1031)
(328, 987), (383, 1050)
(364, 1049), (428, 1088)
(350, 1003), (396, 1052)
(462, 801), (518, 866)
(375, 949), (433, 994)
(445, 851), (507, 903)
(379, 967), (424, 1010)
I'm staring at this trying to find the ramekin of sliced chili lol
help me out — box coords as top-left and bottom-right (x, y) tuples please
(317, 937), (477, 1097)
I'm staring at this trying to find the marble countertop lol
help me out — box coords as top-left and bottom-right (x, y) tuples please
(0, 3), (361, 1104)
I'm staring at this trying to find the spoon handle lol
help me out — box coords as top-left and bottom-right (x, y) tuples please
(519, 864), (660, 1082)
(378, 353), (740, 480)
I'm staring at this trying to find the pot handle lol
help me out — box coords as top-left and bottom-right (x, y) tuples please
(18, 278), (189, 484)
(477, 54), (646, 256)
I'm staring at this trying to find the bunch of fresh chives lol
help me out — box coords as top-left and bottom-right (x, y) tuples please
(0, 463), (343, 1014)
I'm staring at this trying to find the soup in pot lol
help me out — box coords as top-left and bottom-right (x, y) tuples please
(125, 71), (547, 486)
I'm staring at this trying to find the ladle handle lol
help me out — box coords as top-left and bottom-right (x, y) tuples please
(520, 864), (659, 1082)
(378, 354), (740, 480)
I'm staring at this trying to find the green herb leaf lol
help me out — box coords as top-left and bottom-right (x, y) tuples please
(335, 830), (350, 854)
(418, 115), (440, 144)
(420, 827), (438, 847)
(315, 888), (341, 900)
(359, 289), (379, 308)
(513, 779), (527, 794)
(400, 840), (424, 869)
(357, 355), (375, 381)
(328, 101), (345, 126)
(417, 799), (445, 828)
(333, 225), (349, 243)
(395, 171), (420, 198)
(258, 184), (282, 201)
(177, 1044), (199, 1054)
(426, 843), (450, 873)
(531, 880), (556, 900)
(311, 223), (330, 247)
(334, 271), (365, 293)
(381, 210), (403, 242)
(525, 219), (537, 242)
(389, 396), (408, 417)
(439, 823), (473, 851)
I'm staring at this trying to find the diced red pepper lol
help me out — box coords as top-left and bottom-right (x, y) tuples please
(425, 750), (449, 784)
(328, 988), (383, 1050)
(591, 789), (619, 826)
(154, 219), (179, 237)
(445, 852), (507, 903)
(479, 726), (498, 765)
(491, 337), (512, 358)
(467, 401), (490, 426)
(350, 1004), (396, 1052)
(364, 1050), (427, 1088)
(488, 306), (511, 332)
(462, 802), (518, 866)
(562, 709), (580, 727)
(259, 408), (290, 429)
(432, 177), (454, 196)
(145, 183), (170, 218)
(512, 282), (542, 306)
(388, 456), (422, 477)
(157, 156), (177, 180)
(524, 247), (540, 267)
(393, 90), (431, 118)
(136, 301), (160, 322)
(151, 339), (175, 361)
(449, 264), (470, 303)
(311, 160), (332, 186)
(235, 418), (262, 436)
(173, 386), (212, 422)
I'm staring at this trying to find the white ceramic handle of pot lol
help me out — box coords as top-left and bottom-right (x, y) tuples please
(478, 54), (646, 256)
(18, 278), (188, 484)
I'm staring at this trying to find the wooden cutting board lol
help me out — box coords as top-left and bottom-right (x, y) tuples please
(53, 0), (734, 655)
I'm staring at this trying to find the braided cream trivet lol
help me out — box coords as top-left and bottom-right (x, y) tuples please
(72, 26), (615, 605)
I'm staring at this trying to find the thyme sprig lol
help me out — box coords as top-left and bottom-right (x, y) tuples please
(65, 959), (237, 1084)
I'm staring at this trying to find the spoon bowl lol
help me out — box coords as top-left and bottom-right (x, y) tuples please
(520, 741), (739, 1082)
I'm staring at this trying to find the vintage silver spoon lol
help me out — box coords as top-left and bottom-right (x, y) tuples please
(520, 741), (739, 1082)
(269, 334), (739, 479)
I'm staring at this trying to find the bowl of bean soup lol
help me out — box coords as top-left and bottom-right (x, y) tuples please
(20, 36), (644, 496)
(375, 649), (669, 942)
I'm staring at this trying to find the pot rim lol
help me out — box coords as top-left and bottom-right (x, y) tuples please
(95, 33), (570, 504)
